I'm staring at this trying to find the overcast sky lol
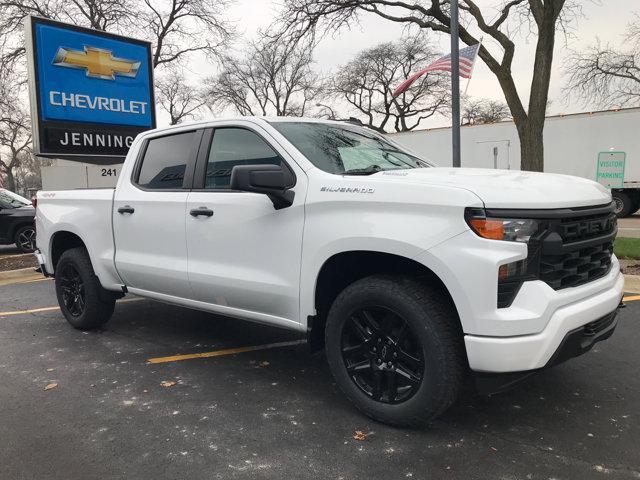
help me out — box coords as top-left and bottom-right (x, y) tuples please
(175, 0), (638, 128)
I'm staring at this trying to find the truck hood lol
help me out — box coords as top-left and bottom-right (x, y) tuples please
(378, 167), (611, 209)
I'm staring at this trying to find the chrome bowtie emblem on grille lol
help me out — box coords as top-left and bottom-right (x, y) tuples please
(53, 46), (141, 80)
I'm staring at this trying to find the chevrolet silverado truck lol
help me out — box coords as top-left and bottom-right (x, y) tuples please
(35, 118), (623, 427)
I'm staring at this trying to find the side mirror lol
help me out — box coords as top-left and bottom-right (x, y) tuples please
(230, 164), (295, 210)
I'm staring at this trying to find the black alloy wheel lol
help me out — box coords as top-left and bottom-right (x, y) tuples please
(15, 226), (36, 253)
(325, 275), (466, 427)
(341, 306), (424, 404)
(54, 247), (116, 330)
(58, 263), (86, 317)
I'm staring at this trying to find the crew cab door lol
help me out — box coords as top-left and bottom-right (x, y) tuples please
(185, 124), (306, 325)
(113, 129), (202, 298)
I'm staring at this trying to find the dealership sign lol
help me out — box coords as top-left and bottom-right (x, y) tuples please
(25, 16), (155, 163)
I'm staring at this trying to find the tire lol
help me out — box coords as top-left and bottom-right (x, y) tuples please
(54, 247), (116, 330)
(14, 225), (36, 253)
(324, 275), (466, 428)
(612, 190), (633, 218)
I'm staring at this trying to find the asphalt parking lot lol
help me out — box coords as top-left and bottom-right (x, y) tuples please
(0, 277), (639, 480)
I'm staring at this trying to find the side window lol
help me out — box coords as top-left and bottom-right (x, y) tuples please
(137, 131), (196, 189)
(205, 128), (283, 189)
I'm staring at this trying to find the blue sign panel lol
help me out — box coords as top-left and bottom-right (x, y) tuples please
(26, 16), (155, 162)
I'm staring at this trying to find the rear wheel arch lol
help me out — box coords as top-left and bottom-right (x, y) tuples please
(50, 231), (87, 272)
(309, 250), (462, 350)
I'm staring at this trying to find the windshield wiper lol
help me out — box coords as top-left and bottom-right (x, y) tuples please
(342, 165), (382, 175)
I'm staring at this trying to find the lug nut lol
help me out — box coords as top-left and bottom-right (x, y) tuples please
(376, 359), (382, 364)
(387, 362), (393, 368)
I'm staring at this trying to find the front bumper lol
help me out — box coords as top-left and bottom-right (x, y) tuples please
(464, 267), (624, 373)
(475, 308), (619, 394)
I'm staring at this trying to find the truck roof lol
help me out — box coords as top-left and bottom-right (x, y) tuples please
(138, 116), (352, 138)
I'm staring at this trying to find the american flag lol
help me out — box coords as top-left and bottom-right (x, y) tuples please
(393, 43), (480, 97)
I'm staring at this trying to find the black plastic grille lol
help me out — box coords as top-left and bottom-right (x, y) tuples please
(540, 241), (613, 289)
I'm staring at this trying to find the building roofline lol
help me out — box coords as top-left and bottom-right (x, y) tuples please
(387, 106), (640, 136)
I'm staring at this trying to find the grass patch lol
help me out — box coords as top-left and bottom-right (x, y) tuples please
(614, 237), (640, 260)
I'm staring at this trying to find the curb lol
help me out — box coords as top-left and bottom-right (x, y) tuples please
(624, 273), (640, 294)
(0, 267), (47, 287)
(0, 267), (38, 280)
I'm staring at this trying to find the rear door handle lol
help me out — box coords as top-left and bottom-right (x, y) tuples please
(118, 206), (135, 214)
(190, 207), (214, 217)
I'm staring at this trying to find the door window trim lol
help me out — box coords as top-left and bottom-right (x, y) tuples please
(131, 129), (205, 192)
(192, 126), (296, 192)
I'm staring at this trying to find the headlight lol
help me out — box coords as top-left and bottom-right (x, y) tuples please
(465, 209), (538, 243)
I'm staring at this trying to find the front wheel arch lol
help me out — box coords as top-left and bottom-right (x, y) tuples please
(309, 251), (461, 350)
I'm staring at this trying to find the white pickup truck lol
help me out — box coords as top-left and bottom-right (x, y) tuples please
(35, 118), (624, 427)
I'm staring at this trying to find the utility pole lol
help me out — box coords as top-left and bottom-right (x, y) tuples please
(450, 0), (461, 168)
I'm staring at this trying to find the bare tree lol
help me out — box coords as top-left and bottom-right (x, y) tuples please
(206, 37), (324, 117)
(142, 0), (234, 68)
(0, 100), (31, 192)
(332, 37), (449, 133)
(156, 70), (206, 125)
(0, 0), (234, 70)
(564, 17), (640, 108)
(461, 97), (511, 125)
(278, 0), (583, 171)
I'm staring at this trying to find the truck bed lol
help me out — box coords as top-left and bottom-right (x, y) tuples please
(36, 188), (123, 290)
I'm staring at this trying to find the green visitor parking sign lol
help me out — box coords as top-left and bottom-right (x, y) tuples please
(596, 151), (626, 189)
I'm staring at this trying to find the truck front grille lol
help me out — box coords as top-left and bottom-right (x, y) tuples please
(540, 241), (614, 290)
(490, 202), (617, 307)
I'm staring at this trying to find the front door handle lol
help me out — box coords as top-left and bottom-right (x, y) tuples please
(118, 206), (135, 214)
(190, 207), (214, 217)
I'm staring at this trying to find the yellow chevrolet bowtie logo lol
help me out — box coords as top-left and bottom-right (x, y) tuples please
(53, 46), (140, 80)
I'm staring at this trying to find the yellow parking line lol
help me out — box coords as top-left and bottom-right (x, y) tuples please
(147, 339), (306, 364)
(0, 305), (61, 316)
(623, 295), (640, 302)
(0, 297), (144, 317)
(7, 277), (52, 286)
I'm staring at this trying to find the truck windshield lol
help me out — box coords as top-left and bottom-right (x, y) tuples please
(271, 122), (431, 175)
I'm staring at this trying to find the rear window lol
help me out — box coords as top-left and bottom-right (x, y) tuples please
(137, 131), (196, 189)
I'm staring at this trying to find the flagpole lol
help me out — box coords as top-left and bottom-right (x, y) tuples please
(450, 0), (461, 168)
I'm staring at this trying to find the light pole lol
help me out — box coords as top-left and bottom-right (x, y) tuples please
(450, 0), (461, 168)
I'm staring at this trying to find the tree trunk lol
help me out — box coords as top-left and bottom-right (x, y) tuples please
(2, 168), (16, 191)
(516, 119), (544, 172)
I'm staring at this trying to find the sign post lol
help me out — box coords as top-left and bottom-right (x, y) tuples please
(25, 16), (155, 164)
